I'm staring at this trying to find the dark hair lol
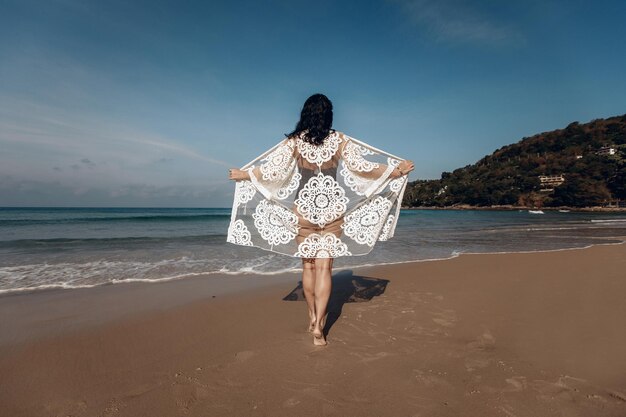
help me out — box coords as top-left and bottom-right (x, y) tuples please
(287, 94), (334, 145)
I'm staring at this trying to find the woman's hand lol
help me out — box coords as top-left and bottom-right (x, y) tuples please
(399, 160), (414, 174)
(228, 168), (250, 181)
(395, 160), (415, 177)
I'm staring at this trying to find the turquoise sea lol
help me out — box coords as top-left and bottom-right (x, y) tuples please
(1, 207), (625, 294)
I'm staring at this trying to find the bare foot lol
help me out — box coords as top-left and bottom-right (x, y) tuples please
(312, 327), (327, 346)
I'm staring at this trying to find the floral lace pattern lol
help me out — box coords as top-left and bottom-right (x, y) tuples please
(260, 140), (295, 181)
(252, 200), (299, 246)
(294, 233), (351, 258)
(387, 158), (404, 193)
(377, 214), (395, 241)
(295, 173), (348, 226)
(275, 172), (301, 200)
(227, 219), (253, 246)
(296, 131), (342, 166)
(389, 177), (404, 193)
(342, 140), (379, 172)
(342, 196), (392, 246)
(234, 180), (257, 206)
(339, 162), (370, 196)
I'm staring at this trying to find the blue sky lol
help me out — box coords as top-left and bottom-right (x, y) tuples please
(1, 0), (625, 207)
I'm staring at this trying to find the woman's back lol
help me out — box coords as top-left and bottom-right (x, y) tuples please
(293, 130), (340, 197)
(227, 129), (409, 258)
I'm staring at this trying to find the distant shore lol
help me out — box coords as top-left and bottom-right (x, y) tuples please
(403, 204), (626, 212)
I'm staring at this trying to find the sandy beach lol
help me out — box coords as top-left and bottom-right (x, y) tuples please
(1, 241), (625, 416)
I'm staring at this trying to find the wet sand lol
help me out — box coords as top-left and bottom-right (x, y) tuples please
(1, 241), (625, 416)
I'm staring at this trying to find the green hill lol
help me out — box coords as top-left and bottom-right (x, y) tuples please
(403, 114), (626, 208)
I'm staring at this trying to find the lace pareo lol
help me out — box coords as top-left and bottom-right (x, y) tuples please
(227, 131), (409, 258)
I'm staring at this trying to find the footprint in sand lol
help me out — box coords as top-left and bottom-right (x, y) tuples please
(481, 330), (495, 344)
(505, 376), (527, 392)
(173, 384), (210, 412)
(46, 399), (89, 417)
(350, 351), (390, 363)
(464, 330), (497, 372)
(412, 369), (454, 389)
(430, 308), (457, 328)
(465, 357), (491, 372)
(496, 404), (519, 417)
(283, 397), (301, 407)
(608, 390), (626, 403)
(466, 329), (496, 351)
(432, 318), (454, 327)
(100, 398), (125, 417)
(234, 350), (256, 362)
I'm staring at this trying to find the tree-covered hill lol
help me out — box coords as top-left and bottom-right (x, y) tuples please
(403, 114), (626, 208)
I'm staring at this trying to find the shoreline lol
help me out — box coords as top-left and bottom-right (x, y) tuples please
(1, 235), (624, 298)
(403, 205), (626, 212)
(1, 237), (624, 344)
(1, 241), (625, 416)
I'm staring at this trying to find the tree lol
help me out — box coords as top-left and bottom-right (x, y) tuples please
(551, 175), (612, 207)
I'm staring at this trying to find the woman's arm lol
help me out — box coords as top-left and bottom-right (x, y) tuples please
(228, 168), (251, 181)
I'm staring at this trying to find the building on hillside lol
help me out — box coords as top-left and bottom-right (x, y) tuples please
(539, 175), (565, 192)
(596, 146), (616, 156)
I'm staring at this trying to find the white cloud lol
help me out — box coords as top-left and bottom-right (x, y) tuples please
(0, 100), (233, 168)
(392, 0), (525, 46)
(0, 95), (237, 205)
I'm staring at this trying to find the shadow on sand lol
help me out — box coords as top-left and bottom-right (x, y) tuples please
(283, 270), (390, 335)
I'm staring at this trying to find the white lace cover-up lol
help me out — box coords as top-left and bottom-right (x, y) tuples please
(227, 130), (409, 258)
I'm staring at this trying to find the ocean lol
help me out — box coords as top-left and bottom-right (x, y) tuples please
(1, 207), (625, 294)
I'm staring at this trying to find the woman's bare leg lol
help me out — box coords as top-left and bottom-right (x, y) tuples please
(312, 258), (333, 346)
(301, 258), (317, 331)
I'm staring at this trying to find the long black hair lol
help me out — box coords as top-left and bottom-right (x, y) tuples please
(287, 94), (334, 145)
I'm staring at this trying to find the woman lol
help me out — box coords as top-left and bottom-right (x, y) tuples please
(228, 94), (414, 346)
